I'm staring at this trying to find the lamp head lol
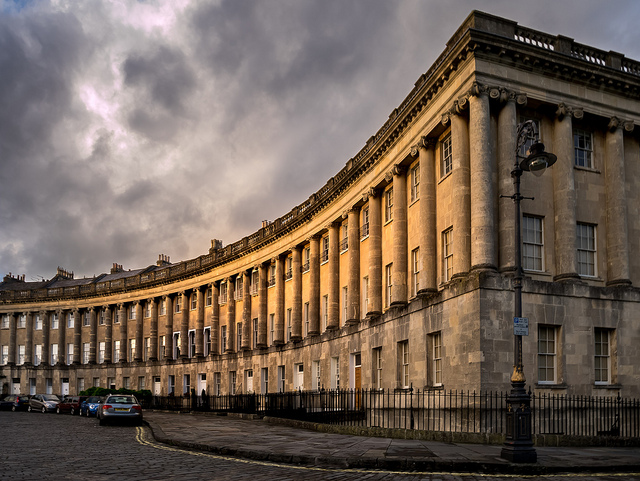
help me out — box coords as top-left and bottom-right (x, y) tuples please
(520, 142), (557, 177)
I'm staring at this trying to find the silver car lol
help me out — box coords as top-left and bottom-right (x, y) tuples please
(28, 394), (61, 413)
(97, 395), (143, 426)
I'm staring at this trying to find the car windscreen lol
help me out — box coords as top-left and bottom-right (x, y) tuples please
(43, 395), (59, 401)
(110, 397), (136, 404)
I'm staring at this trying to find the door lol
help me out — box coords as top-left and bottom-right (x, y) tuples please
(197, 373), (206, 396)
(294, 363), (304, 391)
(245, 370), (253, 393)
(61, 378), (69, 396)
(11, 378), (20, 395)
(153, 377), (161, 396)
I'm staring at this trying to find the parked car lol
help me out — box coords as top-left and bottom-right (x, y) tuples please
(0, 394), (31, 411)
(56, 395), (87, 415)
(97, 394), (143, 426)
(80, 396), (103, 417)
(28, 394), (61, 413)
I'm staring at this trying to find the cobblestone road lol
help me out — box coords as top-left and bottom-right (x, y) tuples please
(1, 411), (637, 481)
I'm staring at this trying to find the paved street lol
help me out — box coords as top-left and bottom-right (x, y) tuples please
(1, 410), (638, 481)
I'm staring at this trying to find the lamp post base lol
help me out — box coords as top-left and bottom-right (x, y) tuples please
(501, 380), (537, 463)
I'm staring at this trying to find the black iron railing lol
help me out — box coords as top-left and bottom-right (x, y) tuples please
(148, 389), (640, 438)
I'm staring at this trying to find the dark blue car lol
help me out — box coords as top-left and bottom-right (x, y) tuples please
(80, 396), (103, 417)
(0, 394), (30, 411)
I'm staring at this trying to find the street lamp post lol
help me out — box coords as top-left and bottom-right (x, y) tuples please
(500, 121), (556, 463)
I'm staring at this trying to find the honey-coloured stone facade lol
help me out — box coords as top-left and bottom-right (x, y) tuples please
(2, 11), (640, 399)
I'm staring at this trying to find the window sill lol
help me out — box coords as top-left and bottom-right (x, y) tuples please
(535, 383), (567, 389)
(360, 234), (369, 242)
(523, 269), (551, 277)
(409, 198), (419, 208)
(438, 171), (452, 184)
(594, 383), (621, 390)
(574, 165), (600, 174)
(384, 219), (393, 227)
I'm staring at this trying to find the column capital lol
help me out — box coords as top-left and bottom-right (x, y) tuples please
(608, 116), (635, 133)
(385, 164), (405, 182)
(366, 186), (381, 200)
(556, 102), (583, 120)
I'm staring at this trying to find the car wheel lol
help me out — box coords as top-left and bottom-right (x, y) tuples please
(11, 405), (16, 412)
(28, 405), (32, 412)
(42, 406), (46, 413)
(70, 407), (75, 415)
(86, 409), (90, 417)
(56, 407), (61, 414)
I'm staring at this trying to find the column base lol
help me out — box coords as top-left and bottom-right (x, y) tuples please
(553, 272), (580, 282)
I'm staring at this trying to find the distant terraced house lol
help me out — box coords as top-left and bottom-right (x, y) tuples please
(2, 11), (640, 399)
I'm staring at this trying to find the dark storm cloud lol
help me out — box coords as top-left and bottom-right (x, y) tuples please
(123, 45), (196, 141)
(2, 0), (640, 280)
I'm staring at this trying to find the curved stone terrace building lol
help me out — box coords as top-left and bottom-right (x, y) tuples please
(2, 11), (640, 399)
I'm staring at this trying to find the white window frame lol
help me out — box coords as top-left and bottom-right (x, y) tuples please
(523, 215), (544, 272)
(400, 341), (409, 389)
(373, 347), (382, 390)
(362, 276), (369, 315)
(441, 134), (452, 177)
(410, 163), (420, 202)
(34, 344), (42, 366)
(432, 331), (443, 386)
(595, 328), (611, 385)
(98, 342), (105, 364)
(385, 264), (393, 308)
(573, 128), (593, 168)
(411, 247), (420, 297)
(82, 342), (90, 364)
(538, 325), (557, 384)
(443, 228), (453, 282)
(312, 360), (321, 391)
(384, 187), (393, 223)
(577, 223), (597, 277)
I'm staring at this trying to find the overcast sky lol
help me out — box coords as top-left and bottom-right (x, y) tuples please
(2, 0), (640, 281)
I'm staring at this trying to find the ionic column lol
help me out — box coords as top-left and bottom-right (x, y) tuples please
(257, 264), (268, 347)
(164, 295), (174, 359)
(149, 298), (158, 361)
(196, 288), (205, 357)
(414, 137), (437, 293)
(497, 93), (518, 272)
(553, 103), (579, 280)
(104, 306), (113, 363)
(291, 247), (303, 340)
(274, 258), (285, 344)
(25, 312), (33, 365)
(390, 165), (408, 305)
(327, 222), (340, 329)
(308, 235), (321, 335)
(469, 86), (496, 271)
(180, 292), (189, 358)
(605, 117), (633, 286)
(367, 188), (383, 316)
(89, 307), (97, 364)
(58, 309), (67, 365)
(42, 311), (50, 367)
(226, 277), (236, 352)
(118, 303), (128, 362)
(450, 102), (471, 277)
(73, 308), (81, 365)
(347, 207), (361, 323)
(8, 313), (17, 365)
(135, 301), (143, 361)
(210, 283), (220, 355)
(242, 270), (252, 349)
